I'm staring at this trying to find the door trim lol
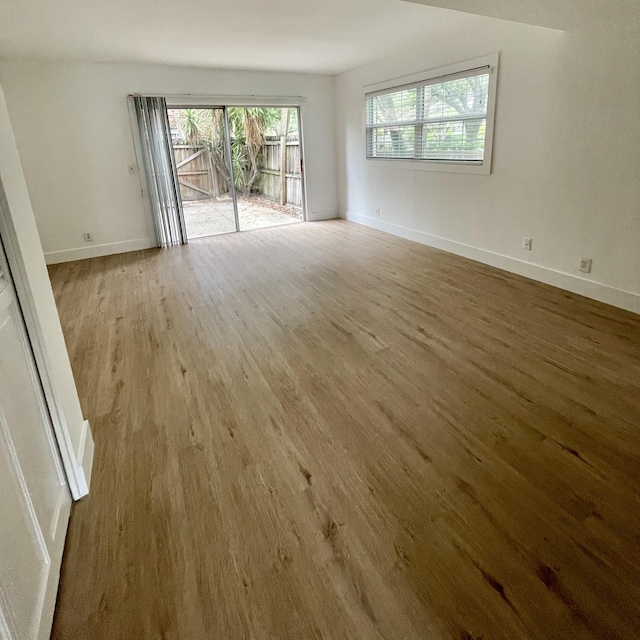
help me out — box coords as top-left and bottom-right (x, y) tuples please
(0, 179), (91, 500)
(295, 106), (309, 223)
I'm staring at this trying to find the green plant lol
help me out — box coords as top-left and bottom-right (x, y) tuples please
(175, 106), (292, 196)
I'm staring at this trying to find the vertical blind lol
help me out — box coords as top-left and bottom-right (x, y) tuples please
(366, 67), (490, 162)
(133, 96), (187, 247)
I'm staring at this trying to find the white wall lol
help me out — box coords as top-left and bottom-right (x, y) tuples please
(0, 61), (338, 263)
(0, 83), (90, 493)
(2, 24), (639, 312)
(335, 18), (640, 313)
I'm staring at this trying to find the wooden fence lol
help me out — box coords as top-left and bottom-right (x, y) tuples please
(257, 138), (303, 208)
(172, 138), (303, 209)
(172, 145), (228, 201)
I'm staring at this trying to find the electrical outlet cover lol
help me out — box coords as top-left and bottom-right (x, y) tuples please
(579, 258), (592, 273)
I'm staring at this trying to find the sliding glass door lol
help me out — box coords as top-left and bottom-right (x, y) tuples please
(232, 107), (304, 232)
(166, 107), (238, 238)
(166, 105), (305, 240)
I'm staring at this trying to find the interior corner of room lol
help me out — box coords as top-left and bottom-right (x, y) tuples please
(0, 0), (639, 638)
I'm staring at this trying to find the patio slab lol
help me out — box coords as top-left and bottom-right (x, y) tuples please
(184, 196), (301, 238)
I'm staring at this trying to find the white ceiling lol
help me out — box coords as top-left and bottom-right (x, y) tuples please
(403, 0), (639, 32)
(0, 0), (485, 75)
(2, 0), (634, 75)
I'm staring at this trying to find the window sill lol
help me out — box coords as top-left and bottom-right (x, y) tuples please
(364, 157), (492, 175)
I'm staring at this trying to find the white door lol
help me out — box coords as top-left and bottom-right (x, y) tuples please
(0, 240), (71, 640)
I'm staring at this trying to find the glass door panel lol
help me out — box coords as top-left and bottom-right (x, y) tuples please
(167, 107), (238, 238)
(167, 105), (306, 238)
(231, 107), (304, 231)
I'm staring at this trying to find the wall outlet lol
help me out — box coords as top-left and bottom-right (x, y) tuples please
(522, 237), (532, 250)
(579, 257), (592, 273)
(375, 207), (381, 217)
(128, 163), (138, 175)
(84, 232), (93, 242)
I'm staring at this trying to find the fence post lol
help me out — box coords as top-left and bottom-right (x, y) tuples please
(280, 136), (287, 206)
(206, 148), (216, 197)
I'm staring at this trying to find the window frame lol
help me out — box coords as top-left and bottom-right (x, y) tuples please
(363, 54), (499, 175)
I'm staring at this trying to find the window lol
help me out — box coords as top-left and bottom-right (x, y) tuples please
(365, 58), (497, 172)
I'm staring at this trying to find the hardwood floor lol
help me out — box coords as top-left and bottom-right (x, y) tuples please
(48, 220), (640, 640)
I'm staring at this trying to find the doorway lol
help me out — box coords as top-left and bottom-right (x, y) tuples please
(166, 106), (305, 239)
(0, 229), (71, 640)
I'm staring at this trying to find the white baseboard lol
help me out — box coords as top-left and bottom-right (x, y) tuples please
(308, 210), (338, 222)
(343, 212), (640, 315)
(73, 419), (94, 499)
(45, 238), (155, 265)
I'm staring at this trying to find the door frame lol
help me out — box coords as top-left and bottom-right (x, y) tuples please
(0, 224), (72, 640)
(0, 178), (88, 500)
(222, 106), (241, 232)
(163, 98), (309, 236)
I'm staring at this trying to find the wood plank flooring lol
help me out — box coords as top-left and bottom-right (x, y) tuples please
(48, 220), (640, 640)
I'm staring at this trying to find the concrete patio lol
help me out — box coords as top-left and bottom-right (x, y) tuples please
(183, 196), (302, 238)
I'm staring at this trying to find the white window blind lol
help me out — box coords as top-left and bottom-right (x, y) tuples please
(366, 67), (491, 163)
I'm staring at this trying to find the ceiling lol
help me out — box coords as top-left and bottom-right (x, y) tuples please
(1, 0), (635, 75)
(403, 0), (640, 32)
(0, 0), (486, 75)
